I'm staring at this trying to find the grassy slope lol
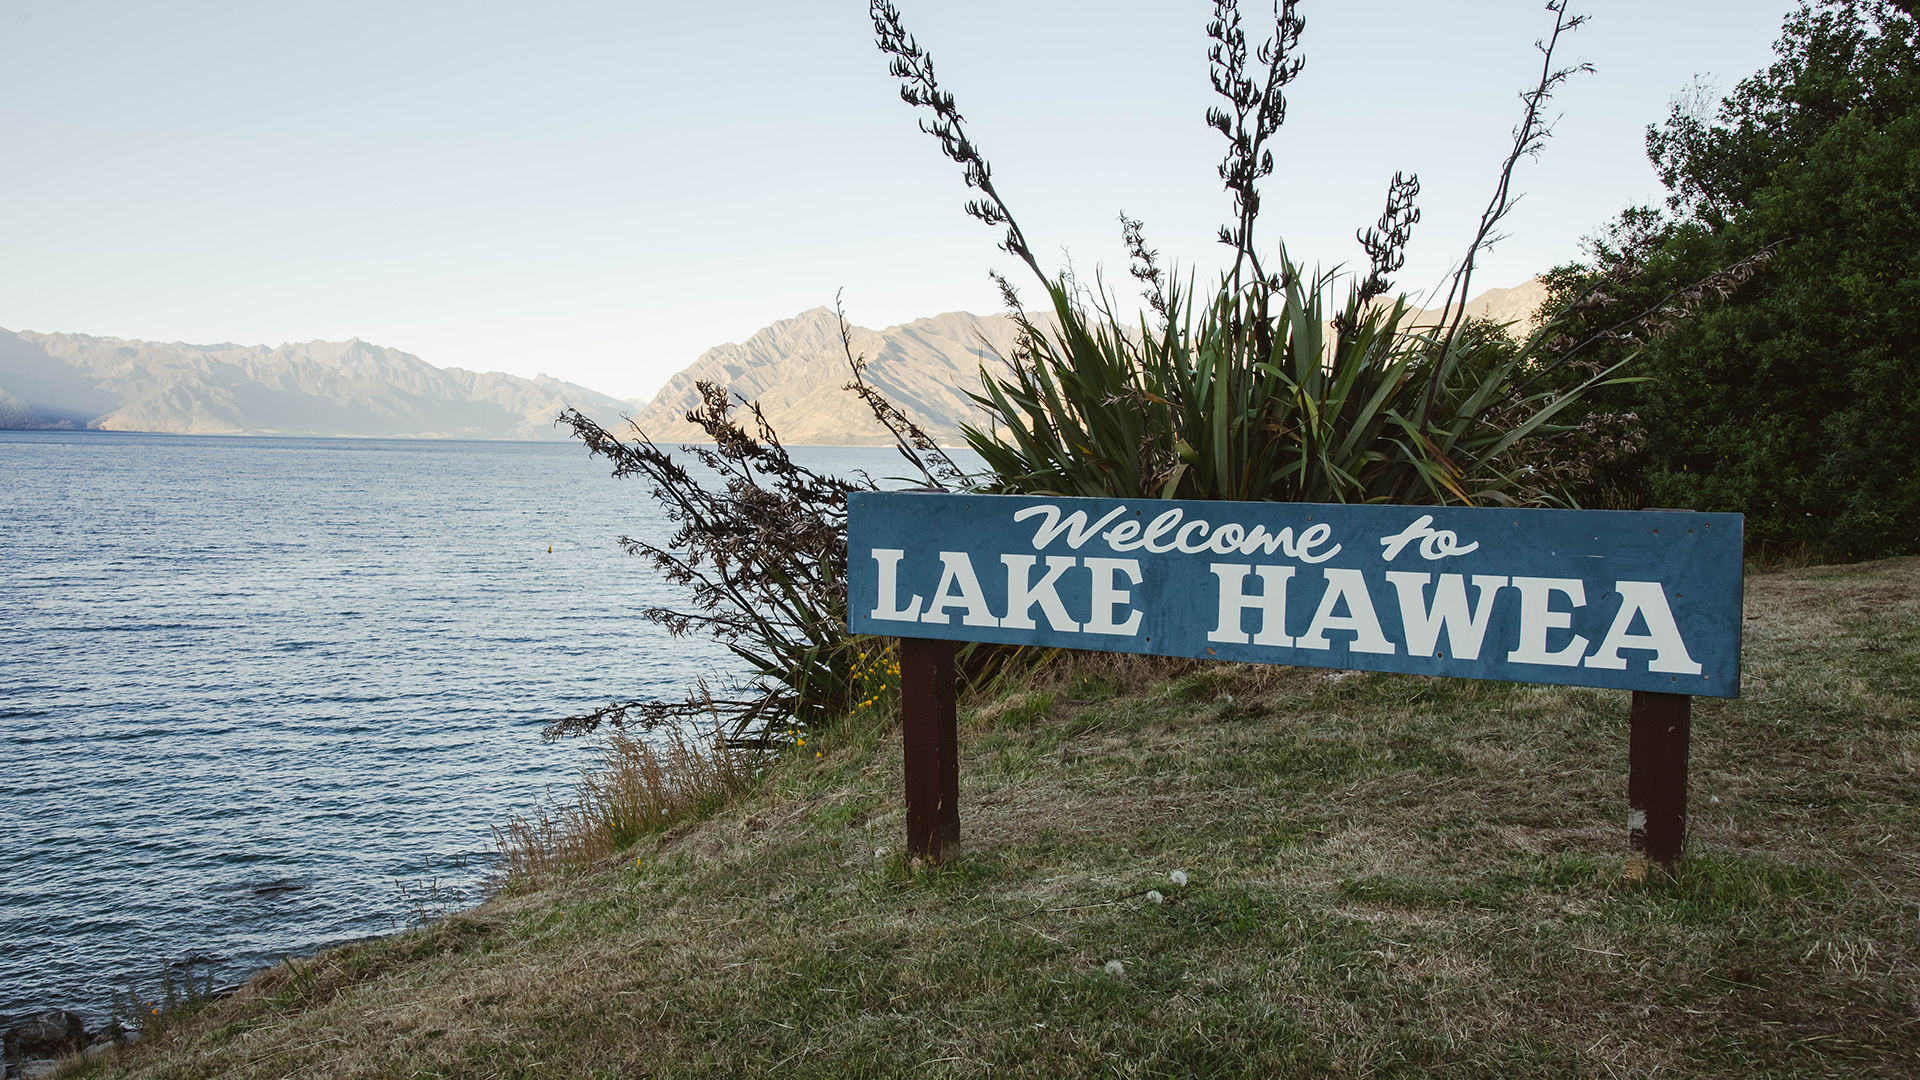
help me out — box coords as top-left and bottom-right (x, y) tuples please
(72, 558), (1920, 1078)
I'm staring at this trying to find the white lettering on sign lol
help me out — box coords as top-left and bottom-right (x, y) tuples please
(1298, 569), (1396, 654)
(1140, 509), (1184, 553)
(1003, 502), (1352, 561)
(870, 548), (1148, 636)
(1000, 554), (1081, 633)
(1247, 526), (1300, 557)
(865, 538), (1714, 680)
(1084, 558), (1144, 635)
(1294, 523), (1339, 563)
(1013, 504), (1130, 550)
(1087, 506), (1341, 562)
(869, 548), (924, 622)
(1207, 523), (1246, 554)
(1584, 581), (1703, 674)
(1508, 577), (1589, 666)
(920, 552), (998, 627)
(1386, 572), (1508, 660)
(1379, 515), (1481, 561)
(1207, 564), (1296, 646)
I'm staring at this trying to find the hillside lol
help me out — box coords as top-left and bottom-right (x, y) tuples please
(1404, 277), (1550, 333)
(0, 331), (633, 440)
(60, 555), (1920, 1078)
(621, 308), (1028, 447)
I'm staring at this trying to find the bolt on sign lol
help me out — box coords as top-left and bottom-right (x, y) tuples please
(848, 493), (1744, 870)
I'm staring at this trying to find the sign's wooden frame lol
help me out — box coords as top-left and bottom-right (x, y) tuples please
(850, 496), (1738, 873)
(894, 651), (1693, 872)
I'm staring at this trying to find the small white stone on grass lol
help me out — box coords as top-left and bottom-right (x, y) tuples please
(874, 847), (889, 860)
(1170, 870), (1188, 887)
(1104, 960), (1126, 977)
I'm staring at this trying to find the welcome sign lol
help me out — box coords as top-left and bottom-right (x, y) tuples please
(848, 493), (1743, 697)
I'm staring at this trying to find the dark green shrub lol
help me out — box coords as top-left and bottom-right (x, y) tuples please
(1541, 1), (1919, 558)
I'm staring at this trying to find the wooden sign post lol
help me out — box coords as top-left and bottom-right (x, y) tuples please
(854, 495), (1742, 868)
(1629, 690), (1692, 872)
(899, 637), (959, 862)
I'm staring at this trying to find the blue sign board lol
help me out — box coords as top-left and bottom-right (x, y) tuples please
(847, 494), (1743, 697)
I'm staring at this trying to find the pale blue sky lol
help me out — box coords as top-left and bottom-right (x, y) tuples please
(1, 1), (1796, 398)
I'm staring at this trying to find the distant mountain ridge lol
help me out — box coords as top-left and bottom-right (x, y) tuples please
(1403, 278), (1549, 334)
(0, 278), (1547, 443)
(621, 307), (1031, 447)
(0, 331), (633, 440)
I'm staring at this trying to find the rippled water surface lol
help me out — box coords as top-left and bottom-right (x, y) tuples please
(0, 431), (914, 1022)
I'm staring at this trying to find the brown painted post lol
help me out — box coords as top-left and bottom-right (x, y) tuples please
(899, 637), (959, 862)
(1628, 690), (1692, 873)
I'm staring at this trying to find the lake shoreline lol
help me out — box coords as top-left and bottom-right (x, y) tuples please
(61, 556), (1920, 1077)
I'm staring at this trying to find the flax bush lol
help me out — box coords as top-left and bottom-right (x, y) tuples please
(874, 0), (1652, 509)
(967, 269), (1621, 506)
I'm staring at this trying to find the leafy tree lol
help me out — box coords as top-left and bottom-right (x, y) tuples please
(1543, 0), (1918, 558)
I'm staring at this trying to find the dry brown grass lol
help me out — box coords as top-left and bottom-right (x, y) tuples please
(61, 557), (1920, 1079)
(491, 723), (754, 882)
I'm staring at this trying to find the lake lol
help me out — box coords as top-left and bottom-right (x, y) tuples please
(0, 431), (935, 1023)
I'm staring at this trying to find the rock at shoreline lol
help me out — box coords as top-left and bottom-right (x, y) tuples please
(3, 1009), (88, 1059)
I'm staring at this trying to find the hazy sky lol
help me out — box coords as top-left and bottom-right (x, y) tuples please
(2, 0), (1797, 399)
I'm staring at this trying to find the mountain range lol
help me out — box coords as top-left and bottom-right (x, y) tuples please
(0, 332), (635, 440)
(0, 278), (1545, 444)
